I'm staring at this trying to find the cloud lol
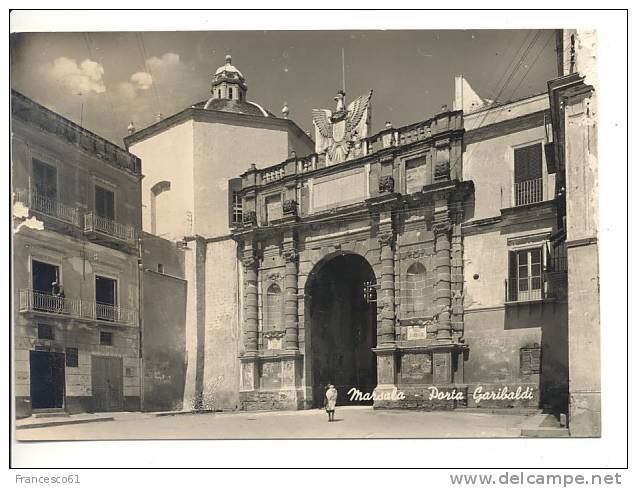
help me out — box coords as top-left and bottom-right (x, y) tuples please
(41, 56), (106, 95)
(147, 52), (181, 71)
(130, 71), (153, 90)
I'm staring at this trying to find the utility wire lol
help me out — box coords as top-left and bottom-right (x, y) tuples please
(135, 32), (163, 118)
(82, 32), (120, 143)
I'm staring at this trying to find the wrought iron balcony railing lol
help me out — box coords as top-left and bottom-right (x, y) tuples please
(15, 189), (81, 227)
(84, 212), (137, 245)
(514, 178), (543, 206)
(18, 289), (138, 326)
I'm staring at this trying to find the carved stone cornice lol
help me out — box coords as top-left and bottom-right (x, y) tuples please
(377, 231), (395, 248)
(405, 248), (427, 260)
(262, 330), (286, 339)
(267, 271), (283, 282)
(282, 248), (298, 263)
(242, 253), (258, 269)
(432, 219), (452, 236)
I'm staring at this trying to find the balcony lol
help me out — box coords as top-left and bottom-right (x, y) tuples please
(84, 212), (137, 246)
(514, 178), (543, 207)
(15, 189), (81, 227)
(504, 270), (567, 305)
(19, 289), (138, 326)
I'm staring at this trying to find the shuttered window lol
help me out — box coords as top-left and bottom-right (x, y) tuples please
(514, 144), (543, 206)
(95, 186), (115, 220)
(32, 159), (57, 198)
(514, 144), (543, 182)
(508, 248), (544, 301)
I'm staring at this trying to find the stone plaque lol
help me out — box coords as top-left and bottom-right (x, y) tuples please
(312, 168), (366, 210)
(406, 325), (428, 340)
(260, 360), (282, 389)
(241, 362), (255, 390)
(433, 352), (451, 383)
(520, 346), (542, 374)
(405, 156), (427, 193)
(401, 353), (432, 381)
(266, 337), (283, 350)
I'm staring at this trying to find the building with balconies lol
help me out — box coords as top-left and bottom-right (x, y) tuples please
(459, 76), (569, 412)
(226, 78), (569, 412)
(11, 90), (143, 417)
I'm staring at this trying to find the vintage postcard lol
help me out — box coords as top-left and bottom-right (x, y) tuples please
(11, 20), (602, 446)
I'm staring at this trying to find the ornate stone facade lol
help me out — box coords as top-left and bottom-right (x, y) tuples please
(233, 108), (472, 410)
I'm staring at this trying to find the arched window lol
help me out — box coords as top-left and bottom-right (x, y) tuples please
(403, 262), (427, 316)
(264, 283), (282, 331)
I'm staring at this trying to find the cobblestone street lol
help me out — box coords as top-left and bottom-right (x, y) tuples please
(16, 407), (534, 441)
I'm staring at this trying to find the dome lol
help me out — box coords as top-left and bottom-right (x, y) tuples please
(198, 98), (274, 117)
(214, 54), (244, 79)
(202, 55), (274, 117)
(215, 63), (243, 78)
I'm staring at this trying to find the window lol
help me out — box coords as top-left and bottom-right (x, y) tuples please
(95, 185), (115, 220)
(65, 347), (78, 367)
(95, 275), (117, 321)
(228, 178), (243, 226)
(403, 262), (427, 316)
(514, 143), (543, 206)
(100, 331), (113, 346)
(32, 159), (57, 198)
(32, 260), (59, 294)
(218, 89), (221, 98)
(157, 263), (164, 274)
(37, 323), (54, 340)
(264, 283), (283, 331)
(228, 87), (233, 99)
(508, 248), (543, 302)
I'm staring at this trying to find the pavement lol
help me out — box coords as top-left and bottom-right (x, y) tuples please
(15, 406), (545, 441)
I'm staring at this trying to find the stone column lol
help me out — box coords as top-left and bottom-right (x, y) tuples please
(243, 251), (259, 352)
(377, 231), (396, 344)
(433, 197), (453, 342)
(282, 248), (299, 350)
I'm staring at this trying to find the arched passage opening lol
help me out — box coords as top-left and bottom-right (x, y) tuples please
(305, 253), (377, 408)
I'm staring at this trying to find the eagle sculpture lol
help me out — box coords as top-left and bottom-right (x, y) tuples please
(312, 89), (373, 165)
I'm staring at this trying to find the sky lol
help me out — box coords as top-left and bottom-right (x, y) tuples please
(10, 29), (557, 147)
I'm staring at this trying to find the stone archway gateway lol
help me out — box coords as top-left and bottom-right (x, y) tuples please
(234, 107), (474, 412)
(304, 252), (377, 408)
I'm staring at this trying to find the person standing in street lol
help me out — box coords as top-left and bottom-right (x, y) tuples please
(325, 384), (338, 422)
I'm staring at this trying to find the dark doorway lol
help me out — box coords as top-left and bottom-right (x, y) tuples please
(91, 356), (123, 411)
(95, 275), (117, 321)
(30, 351), (65, 409)
(307, 253), (377, 407)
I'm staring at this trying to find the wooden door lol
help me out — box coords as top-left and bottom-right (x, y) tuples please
(91, 356), (123, 411)
(30, 351), (65, 409)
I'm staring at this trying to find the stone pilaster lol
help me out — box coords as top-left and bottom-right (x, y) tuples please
(242, 250), (259, 353)
(282, 248), (299, 350)
(377, 231), (396, 344)
(433, 197), (453, 342)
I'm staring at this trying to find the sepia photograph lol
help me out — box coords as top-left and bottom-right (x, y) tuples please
(9, 11), (612, 458)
